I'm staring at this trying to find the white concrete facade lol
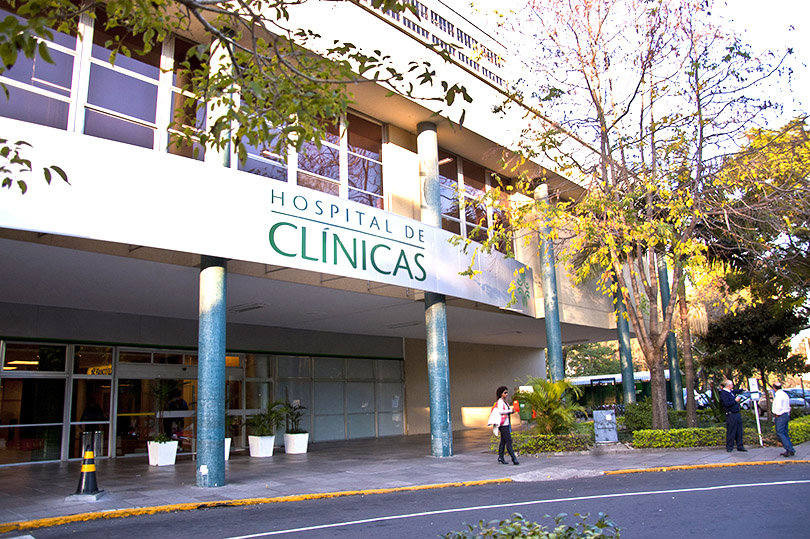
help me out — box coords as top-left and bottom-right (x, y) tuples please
(0, 0), (617, 465)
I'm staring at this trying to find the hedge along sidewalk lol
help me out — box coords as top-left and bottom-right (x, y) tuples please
(490, 431), (594, 453)
(633, 414), (810, 449)
(488, 415), (810, 453)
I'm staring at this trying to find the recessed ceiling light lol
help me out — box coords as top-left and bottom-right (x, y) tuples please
(228, 303), (267, 314)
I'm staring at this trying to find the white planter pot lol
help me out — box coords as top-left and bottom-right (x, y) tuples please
(225, 437), (232, 461)
(283, 432), (309, 454)
(248, 435), (275, 457)
(147, 440), (178, 466)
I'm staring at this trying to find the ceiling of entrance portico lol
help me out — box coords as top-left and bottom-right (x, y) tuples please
(0, 238), (617, 348)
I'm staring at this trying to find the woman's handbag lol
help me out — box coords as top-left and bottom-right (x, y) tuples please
(487, 405), (501, 436)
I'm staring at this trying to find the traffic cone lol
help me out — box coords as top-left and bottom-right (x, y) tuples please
(66, 441), (105, 501)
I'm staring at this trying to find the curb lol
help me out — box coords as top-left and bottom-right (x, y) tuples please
(604, 459), (810, 475)
(0, 478), (512, 534)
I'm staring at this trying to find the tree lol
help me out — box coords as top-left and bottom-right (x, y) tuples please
(462, 0), (799, 430)
(704, 118), (810, 307)
(0, 0), (470, 192)
(698, 300), (808, 418)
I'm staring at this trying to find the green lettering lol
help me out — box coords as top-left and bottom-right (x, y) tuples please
(268, 222), (297, 257)
(370, 244), (392, 275)
(301, 226), (318, 261)
(333, 235), (357, 268)
(413, 252), (427, 282)
(392, 250), (413, 279)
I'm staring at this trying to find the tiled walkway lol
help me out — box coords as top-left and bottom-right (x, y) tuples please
(0, 429), (806, 530)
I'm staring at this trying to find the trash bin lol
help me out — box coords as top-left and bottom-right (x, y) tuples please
(593, 409), (618, 443)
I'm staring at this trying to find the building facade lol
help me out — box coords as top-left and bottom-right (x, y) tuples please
(0, 0), (617, 468)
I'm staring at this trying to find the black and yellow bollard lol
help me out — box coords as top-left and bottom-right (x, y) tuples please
(66, 431), (105, 502)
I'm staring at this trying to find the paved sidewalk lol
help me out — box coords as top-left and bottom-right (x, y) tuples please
(0, 429), (807, 534)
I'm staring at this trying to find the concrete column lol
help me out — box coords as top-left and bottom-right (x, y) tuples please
(417, 121), (452, 457)
(534, 183), (564, 382)
(614, 277), (636, 405)
(196, 256), (227, 487)
(658, 255), (683, 410)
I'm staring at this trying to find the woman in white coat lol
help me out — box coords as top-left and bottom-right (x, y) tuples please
(493, 386), (519, 465)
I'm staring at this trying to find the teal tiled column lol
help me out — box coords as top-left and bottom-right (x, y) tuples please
(418, 121), (452, 457)
(196, 256), (227, 487)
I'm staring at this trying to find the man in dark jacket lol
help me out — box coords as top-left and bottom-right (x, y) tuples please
(719, 380), (747, 452)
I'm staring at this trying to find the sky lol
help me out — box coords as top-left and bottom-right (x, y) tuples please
(455, 0), (810, 355)
(459, 0), (809, 123)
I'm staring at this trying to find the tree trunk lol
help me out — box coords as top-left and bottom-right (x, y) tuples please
(648, 352), (670, 429)
(678, 273), (697, 427)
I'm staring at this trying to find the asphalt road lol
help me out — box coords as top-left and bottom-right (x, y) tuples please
(11, 464), (810, 539)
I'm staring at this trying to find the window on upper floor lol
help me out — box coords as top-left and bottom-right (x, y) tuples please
(0, 6), (77, 130)
(0, 4), (205, 161)
(238, 112), (385, 210)
(439, 150), (513, 254)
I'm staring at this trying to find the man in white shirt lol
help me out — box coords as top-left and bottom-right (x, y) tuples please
(772, 381), (795, 457)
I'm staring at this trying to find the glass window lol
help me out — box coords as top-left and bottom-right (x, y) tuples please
(241, 113), (384, 209)
(91, 20), (161, 79)
(297, 171), (340, 196)
(168, 37), (206, 160)
(73, 346), (113, 375)
(238, 137), (287, 181)
(71, 379), (111, 423)
(87, 65), (158, 123)
(314, 358), (344, 380)
(0, 378), (65, 425)
(3, 47), (74, 97)
(347, 114), (382, 160)
(276, 356), (309, 378)
(376, 382), (403, 412)
(377, 412), (403, 436)
(153, 352), (184, 365)
(0, 424), (62, 464)
(246, 354), (275, 378)
(461, 159), (487, 197)
(313, 382), (343, 415)
(0, 85), (69, 129)
(0, 7), (76, 130)
(347, 413), (375, 439)
(313, 415), (345, 442)
(245, 381), (274, 410)
(297, 141), (341, 183)
(2, 343), (66, 372)
(115, 378), (196, 456)
(119, 351), (151, 363)
(346, 359), (374, 380)
(347, 382), (374, 414)
(69, 424), (109, 459)
(84, 109), (155, 148)
(376, 360), (403, 381)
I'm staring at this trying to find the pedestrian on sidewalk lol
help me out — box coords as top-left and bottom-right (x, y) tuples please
(720, 380), (747, 452)
(494, 386), (519, 465)
(771, 381), (795, 457)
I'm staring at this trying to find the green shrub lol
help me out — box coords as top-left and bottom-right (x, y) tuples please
(440, 512), (619, 538)
(633, 427), (760, 448)
(490, 431), (593, 453)
(788, 414), (810, 444)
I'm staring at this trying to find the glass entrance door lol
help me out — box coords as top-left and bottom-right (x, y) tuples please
(116, 350), (198, 457)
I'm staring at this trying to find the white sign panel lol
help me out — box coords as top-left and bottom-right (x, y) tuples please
(0, 119), (534, 315)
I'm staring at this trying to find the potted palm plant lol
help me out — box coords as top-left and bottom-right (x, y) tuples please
(282, 400), (309, 454)
(246, 400), (285, 457)
(147, 379), (181, 466)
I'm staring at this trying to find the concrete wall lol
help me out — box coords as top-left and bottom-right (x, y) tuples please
(403, 337), (545, 434)
(0, 302), (403, 359)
